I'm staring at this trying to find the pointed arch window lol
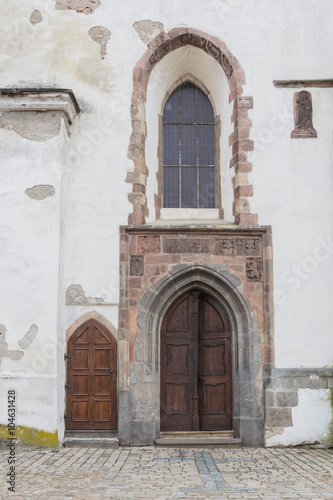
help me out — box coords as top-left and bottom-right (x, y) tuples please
(163, 83), (216, 209)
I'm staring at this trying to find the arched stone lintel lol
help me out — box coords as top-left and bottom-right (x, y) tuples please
(129, 263), (264, 446)
(66, 310), (117, 343)
(127, 27), (258, 226)
(135, 263), (254, 375)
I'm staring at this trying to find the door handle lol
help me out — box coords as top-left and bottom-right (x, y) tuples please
(109, 370), (114, 381)
(198, 375), (204, 384)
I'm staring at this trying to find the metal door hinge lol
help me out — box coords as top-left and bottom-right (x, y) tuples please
(64, 350), (72, 365)
(65, 380), (72, 394)
(64, 410), (72, 425)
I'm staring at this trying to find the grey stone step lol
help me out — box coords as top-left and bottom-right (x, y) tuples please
(64, 438), (119, 449)
(155, 432), (241, 448)
(64, 432), (119, 448)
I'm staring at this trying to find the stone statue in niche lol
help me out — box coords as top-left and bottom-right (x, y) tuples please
(291, 90), (317, 138)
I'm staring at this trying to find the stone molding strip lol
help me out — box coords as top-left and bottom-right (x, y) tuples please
(0, 88), (80, 124)
(273, 79), (333, 88)
(127, 27), (257, 226)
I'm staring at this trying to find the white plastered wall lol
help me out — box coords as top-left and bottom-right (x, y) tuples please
(0, 118), (69, 434)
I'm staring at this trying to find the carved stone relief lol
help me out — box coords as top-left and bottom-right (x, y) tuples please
(246, 258), (263, 281)
(138, 236), (160, 253)
(163, 238), (209, 254)
(214, 238), (260, 256)
(291, 90), (317, 138)
(130, 255), (144, 276)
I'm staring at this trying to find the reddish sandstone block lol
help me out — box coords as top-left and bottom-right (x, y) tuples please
(130, 277), (142, 288)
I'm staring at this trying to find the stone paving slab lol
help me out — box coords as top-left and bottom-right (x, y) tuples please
(0, 445), (332, 499)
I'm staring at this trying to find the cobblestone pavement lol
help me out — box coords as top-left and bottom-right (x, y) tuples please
(0, 445), (333, 499)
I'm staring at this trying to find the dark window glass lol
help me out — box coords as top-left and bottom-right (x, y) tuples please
(199, 167), (216, 208)
(180, 84), (196, 123)
(181, 125), (196, 165)
(163, 167), (179, 208)
(181, 167), (197, 208)
(198, 90), (214, 123)
(163, 125), (179, 165)
(163, 91), (179, 123)
(198, 125), (215, 165)
(163, 83), (216, 209)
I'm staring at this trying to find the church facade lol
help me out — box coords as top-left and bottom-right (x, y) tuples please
(0, 0), (332, 448)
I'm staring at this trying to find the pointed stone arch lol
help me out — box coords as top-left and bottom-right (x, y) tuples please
(123, 263), (264, 446)
(66, 311), (117, 343)
(126, 27), (258, 226)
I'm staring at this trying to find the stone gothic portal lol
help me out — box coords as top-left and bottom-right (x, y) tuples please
(160, 290), (232, 432)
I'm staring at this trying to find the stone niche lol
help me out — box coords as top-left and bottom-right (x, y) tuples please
(118, 224), (274, 447)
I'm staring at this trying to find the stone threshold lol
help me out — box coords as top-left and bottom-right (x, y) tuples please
(64, 430), (119, 448)
(155, 431), (241, 448)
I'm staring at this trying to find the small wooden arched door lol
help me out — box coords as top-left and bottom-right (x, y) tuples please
(160, 291), (232, 431)
(65, 319), (117, 430)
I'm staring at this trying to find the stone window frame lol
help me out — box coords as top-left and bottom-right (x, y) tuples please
(126, 27), (258, 226)
(156, 74), (223, 219)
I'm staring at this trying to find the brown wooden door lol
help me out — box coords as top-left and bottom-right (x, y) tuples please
(66, 319), (117, 430)
(160, 291), (231, 431)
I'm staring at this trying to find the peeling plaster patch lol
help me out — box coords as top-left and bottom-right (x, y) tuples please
(66, 284), (109, 305)
(133, 20), (164, 45)
(88, 26), (111, 59)
(0, 325), (23, 366)
(0, 112), (61, 142)
(25, 185), (55, 201)
(55, 0), (101, 15)
(30, 10), (43, 25)
(18, 324), (38, 349)
(265, 427), (284, 441)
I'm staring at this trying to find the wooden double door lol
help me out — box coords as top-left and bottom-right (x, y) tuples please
(65, 319), (117, 430)
(161, 291), (232, 431)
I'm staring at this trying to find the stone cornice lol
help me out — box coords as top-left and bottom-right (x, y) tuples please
(273, 79), (333, 88)
(0, 88), (80, 124)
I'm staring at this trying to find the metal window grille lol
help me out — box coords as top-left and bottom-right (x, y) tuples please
(163, 83), (216, 209)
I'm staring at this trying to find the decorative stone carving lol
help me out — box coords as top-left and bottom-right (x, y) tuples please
(221, 54), (233, 78)
(214, 238), (260, 256)
(138, 236), (160, 253)
(291, 91), (317, 138)
(130, 255), (144, 276)
(246, 258), (263, 282)
(163, 238), (209, 254)
(206, 41), (221, 63)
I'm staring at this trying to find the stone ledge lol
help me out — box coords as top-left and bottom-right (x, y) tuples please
(0, 88), (79, 124)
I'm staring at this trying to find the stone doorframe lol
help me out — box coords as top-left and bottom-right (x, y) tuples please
(126, 27), (257, 226)
(119, 263), (265, 447)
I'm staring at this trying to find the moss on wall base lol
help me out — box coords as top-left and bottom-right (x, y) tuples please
(0, 425), (58, 447)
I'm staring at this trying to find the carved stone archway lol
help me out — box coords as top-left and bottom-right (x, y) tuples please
(126, 28), (257, 226)
(121, 263), (265, 447)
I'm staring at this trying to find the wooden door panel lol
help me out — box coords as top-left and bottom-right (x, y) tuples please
(94, 349), (112, 369)
(72, 375), (89, 396)
(203, 384), (226, 414)
(94, 401), (112, 422)
(72, 349), (89, 369)
(75, 327), (90, 343)
(94, 375), (111, 395)
(72, 400), (89, 422)
(166, 343), (190, 375)
(66, 319), (117, 430)
(199, 295), (232, 430)
(202, 344), (226, 375)
(165, 383), (190, 414)
(161, 291), (232, 432)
